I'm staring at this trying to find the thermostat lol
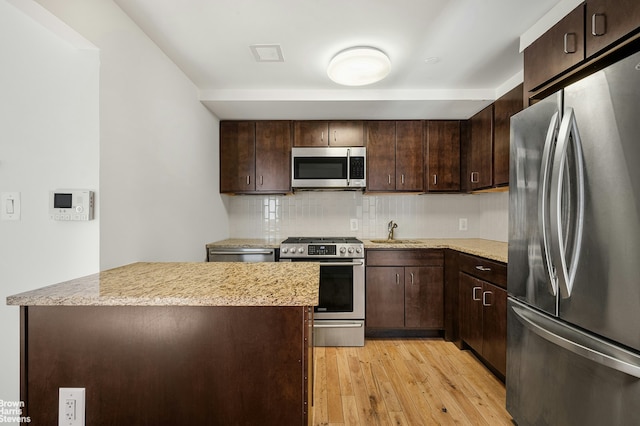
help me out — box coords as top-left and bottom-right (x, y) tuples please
(50, 190), (95, 221)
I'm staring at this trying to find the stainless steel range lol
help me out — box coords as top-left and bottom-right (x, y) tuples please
(280, 237), (364, 347)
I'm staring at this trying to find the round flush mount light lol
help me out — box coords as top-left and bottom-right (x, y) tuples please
(327, 47), (391, 86)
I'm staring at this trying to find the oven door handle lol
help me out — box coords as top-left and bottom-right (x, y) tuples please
(317, 261), (364, 266)
(313, 323), (363, 328)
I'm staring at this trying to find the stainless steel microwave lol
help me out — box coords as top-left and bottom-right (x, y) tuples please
(291, 147), (366, 189)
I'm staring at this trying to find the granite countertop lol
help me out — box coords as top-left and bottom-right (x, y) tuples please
(206, 239), (281, 249)
(207, 238), (507, 262)
(6, 262), (319, 307)
(362, 238), (508, 263)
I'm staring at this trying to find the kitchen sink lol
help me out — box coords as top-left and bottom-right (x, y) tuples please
(369, 239), (423, 244)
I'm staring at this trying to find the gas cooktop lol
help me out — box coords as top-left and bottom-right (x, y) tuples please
(281, 237), (362, 244)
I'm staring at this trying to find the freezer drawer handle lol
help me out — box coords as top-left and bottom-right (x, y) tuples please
(475, 265), (491, 272)
(512, 303), (640, 379)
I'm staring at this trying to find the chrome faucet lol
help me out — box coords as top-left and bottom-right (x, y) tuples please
(387, 220), (398, 240)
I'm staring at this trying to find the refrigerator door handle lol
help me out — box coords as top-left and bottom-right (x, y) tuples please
(549, 108), (585, 299)
(538, 111), (560, 296)
(511, 302), (640, 379)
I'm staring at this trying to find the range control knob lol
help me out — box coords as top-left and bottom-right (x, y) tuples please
(281, 247), (288, 253)
(356, 247), (362, 253)
(298, 247), (305, 254)
(348, 247), (354, 253)
(340, 247), (347, 254)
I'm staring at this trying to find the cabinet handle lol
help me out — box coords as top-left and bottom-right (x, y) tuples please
(260, 175), (264, 186)
(396, 274), (400, 285)
(475, 265), (491, 272)
(401, 174), (405, 184)
(388, 175), (392, 185)
(472, 286), (482, 301)
(321, 131), (324, 142)
(482, 291), (492, 307)
(470, 172), (479, 183)
(410, 272), (414, 285)
(591, 13), (606, 36)
(334, 130), (337, 142)
(563, 32), (577, 54)
(246, 175), (251, 185)
(433, 174), (437, 185)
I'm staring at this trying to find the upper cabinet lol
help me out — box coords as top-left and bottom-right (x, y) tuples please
(524, 4), (585, 96)
(293, 121), (364, 147)
(220, 121), (291, 194)
(366, 121), (423, 192)
(585, 0), (640, 58)
(425, 121), (461, 192)
(466, 105), (494, 191)
(524, 0), (640, 102)
(493, 84), (524, 187)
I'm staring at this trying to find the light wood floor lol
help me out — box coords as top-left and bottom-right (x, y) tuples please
(311, 338), (513, 426)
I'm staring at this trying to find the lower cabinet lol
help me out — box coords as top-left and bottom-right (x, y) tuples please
(366, 249), (444, 331)
(458, 253), (507, 378)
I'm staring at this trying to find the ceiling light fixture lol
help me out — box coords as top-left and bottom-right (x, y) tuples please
(327, 47), (391, 86)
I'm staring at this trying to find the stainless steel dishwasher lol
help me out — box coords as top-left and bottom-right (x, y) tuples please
(207, 247), (276, 262)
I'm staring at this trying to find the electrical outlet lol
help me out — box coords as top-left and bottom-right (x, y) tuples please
(59, 388), (85, 426)
(459, 218), (468, 231)
(350, 218), (358, 231)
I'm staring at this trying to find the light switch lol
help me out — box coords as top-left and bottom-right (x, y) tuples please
(1, 192), (21, 221)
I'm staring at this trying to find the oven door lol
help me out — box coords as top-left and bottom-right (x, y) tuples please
(313, 259), (364, 320)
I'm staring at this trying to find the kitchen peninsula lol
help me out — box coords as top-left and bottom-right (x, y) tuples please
(7, 262), (319, 425)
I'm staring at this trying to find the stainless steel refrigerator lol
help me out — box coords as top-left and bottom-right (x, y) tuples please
(507, 48), (640, 425)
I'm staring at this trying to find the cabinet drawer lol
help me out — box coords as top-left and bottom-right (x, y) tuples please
(366, 249), (443, 267)
(458, 253), (507, 288)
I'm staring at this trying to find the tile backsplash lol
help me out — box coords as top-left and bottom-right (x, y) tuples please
(224, 191), (509, 242)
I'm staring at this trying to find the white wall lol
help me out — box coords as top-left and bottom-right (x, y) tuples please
(35, 0), (227, 268)
(0, 0), (100, 415)
(225, 191), (509, 242)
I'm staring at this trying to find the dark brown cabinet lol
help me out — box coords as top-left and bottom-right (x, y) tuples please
(425, 120), (461, 192)
(366, 249), (443, 331)
(524, 4), (585, 96)
(585, 0), (640, 59)
(366, 121), (423, 192)
(220, 121), (291, 194)
(467, 105), (494, 191)
(293, 120), (364, 147)
(493, 84), (524, 187)
(458, 253), (507, 378)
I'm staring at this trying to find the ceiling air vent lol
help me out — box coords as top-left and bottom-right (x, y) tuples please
(249, 44), (284, 62)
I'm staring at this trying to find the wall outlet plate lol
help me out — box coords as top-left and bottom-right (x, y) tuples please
(59, 388), (85, 426)
(459, 218), (468, 231)
(350, 218), (358, 231)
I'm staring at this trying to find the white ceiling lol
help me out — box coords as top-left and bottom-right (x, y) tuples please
(113, 0), (562, 120)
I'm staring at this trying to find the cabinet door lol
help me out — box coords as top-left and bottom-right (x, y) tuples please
(366, 266), (405, 328)
(293, 121), (329, 146)
(220, 121), (255, 193)
(366, 121), (396, 191)
(405, 266), (444, 329)
(395, 121), (424, 192)
(524, 5), (585, 95)
(481, 283), (507, 377)
(493, 85), (523, 187)
(329, 121), (364, 146)
(468, 105), (494, 191)
(425, 121), (460, 192)
(255, 121), (291, 192)
(459, 272), (483, 354)
(586, 0), (640, 58)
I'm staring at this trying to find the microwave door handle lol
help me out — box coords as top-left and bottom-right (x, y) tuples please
(346, 148), (351, 186)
